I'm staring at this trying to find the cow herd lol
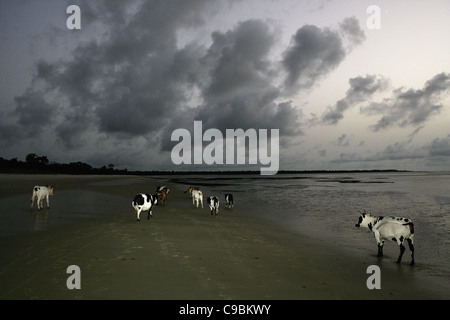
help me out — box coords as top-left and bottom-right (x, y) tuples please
(29, 183), (417, 265)
(129, 185), (235, 222)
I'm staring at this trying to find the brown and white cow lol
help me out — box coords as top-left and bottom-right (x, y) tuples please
(184, 186), (199, 196)
(191, 190), (203, 208)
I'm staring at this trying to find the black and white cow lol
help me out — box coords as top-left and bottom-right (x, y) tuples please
(31, 185), (54, 210)
(131, 193), (158, 221)
(225, 193), (234, 209)
(207, 196), (220, 216)
(355, 212), (415, 265)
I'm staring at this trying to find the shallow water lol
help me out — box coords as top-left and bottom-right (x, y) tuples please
(168, 171), (450, 290)
(0, 189), (130, 237)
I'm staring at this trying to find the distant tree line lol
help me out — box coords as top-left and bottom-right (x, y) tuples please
(0, 153), (128, 175)
(0, 153), (407, 175)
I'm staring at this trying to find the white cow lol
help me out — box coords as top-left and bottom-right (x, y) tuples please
(355, 212), (415, 265)
(31, 185), (54, 210)
(131, 193), (158, 221)
(191, 190), (203, 208)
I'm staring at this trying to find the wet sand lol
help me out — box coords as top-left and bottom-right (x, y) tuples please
(0, 174), (448, 300)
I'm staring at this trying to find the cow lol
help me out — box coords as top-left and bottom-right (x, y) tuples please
(156, 186), (170, 194)
(131, 193), (158, 221)
(184, 186), (199, 196)
(191, 190), (203, 208)
(355, 211), (415, 266)
(158, 188), (168, 206)
(207, 196), (220, 216)
(31, 185), (54, 210)
(225, 193), (234, 209)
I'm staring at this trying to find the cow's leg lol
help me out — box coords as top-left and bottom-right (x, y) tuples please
(136, 208), (141, 222)
(407, 238), (415, 266)
(397, 243), (406, 264)
(46, 195), (50, 209)
(38, 196), (43, 210)
(31, 196), (35, 209)
(148, 210), (152, 219)
(374, 231), (383, 257)
(377, 243), (384, 257)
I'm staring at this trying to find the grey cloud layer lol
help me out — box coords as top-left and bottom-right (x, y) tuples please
(321, 74), (390, 125)
(321, 72), (450, 131)
(362, 72), (450, 131)
(1, 0), (366, 156)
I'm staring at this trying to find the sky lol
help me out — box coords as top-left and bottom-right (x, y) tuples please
(0, 0), (449, 172)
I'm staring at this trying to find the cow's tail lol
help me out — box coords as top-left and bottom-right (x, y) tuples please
(403, 222), (414, 234)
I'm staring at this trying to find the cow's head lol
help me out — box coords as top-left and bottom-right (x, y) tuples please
(153, 194), (159, 205)
(355, 211), (375, 229)
(47, 186), (54, 196)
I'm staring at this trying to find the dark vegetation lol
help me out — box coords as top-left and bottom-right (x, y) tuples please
(0, 153), (127, 175)
(0, 153), (407, 175)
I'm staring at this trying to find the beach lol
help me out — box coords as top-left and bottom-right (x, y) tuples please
(0, 174), (449, 301)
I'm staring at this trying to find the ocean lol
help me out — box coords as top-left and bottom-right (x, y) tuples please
(168, 171), (450, 291)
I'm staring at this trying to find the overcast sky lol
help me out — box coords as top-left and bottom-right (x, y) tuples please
(1, 0), (449, 171)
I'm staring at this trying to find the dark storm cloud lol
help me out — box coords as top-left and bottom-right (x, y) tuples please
(13, 89), (56, 136)
(321, 74), (389, 124)
(202, 19), (277, 101)
(159, 18), (304, 151)
(282, 16), (364, 94)
(10, 0), (224, 150)
(6, 0), (365, 161)
(81, 0), (224, 139)
(187, 17), (364, 142)
(362, 72), (450, 131)
(162, 17), (364, 150)
(193, 19), (302, 136)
